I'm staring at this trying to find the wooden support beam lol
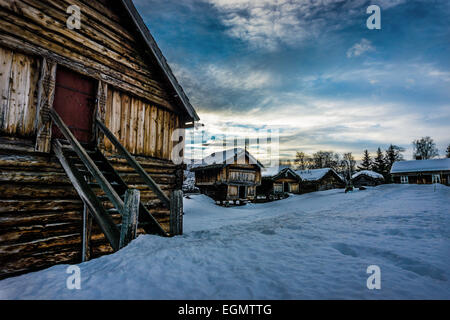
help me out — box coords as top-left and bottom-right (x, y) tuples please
(95, 81), (108, 151)
(119, 188), (140, 248)
(170, 190), (183, 236)
(34, 58), (57, 153)
(82, 203), (93, 262)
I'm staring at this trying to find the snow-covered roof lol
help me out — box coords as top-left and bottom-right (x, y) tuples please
(390, 158), (450, 174)
(294, 168), (337, 181)
(352, 170), (384, 180)
(191, 148), (264, 170)
(261, 165), (290, 177)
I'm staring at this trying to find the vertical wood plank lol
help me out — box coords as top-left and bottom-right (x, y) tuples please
(104, 84), (114, 151)
(0, 47), (13, 131)
(82, 203), (93, 262)
(136, 99), (145, 155)
(128, 96), (137, 154)
(156, 107), (164, 159)
(22, 56), (40, 136)
(150, 105), (157, 158)
(112, 89), (121, 152)
(143, 103), (151, 156)
(119, 91), (129, 149)
(119, 188), (140, 248)
(35, 58), (57, 153)
(8, 52), (31, 135)
(95, 81), (108, 150)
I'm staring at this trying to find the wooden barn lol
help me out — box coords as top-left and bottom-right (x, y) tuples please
(0, 0), (199, 279)
(390, 159), (450, 185)
(258, 167), (300, 200)
(294, 168), (345, 193)
(191, 148), (263, 204)
(351, 170), (384, 187)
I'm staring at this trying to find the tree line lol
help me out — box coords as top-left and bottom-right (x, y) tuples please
(293, 137), (450, 182)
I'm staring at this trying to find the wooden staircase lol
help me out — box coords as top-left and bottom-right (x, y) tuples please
(49, 108), (182, 259)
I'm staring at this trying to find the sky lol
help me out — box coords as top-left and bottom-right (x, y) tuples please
(134, 0), (450, 162)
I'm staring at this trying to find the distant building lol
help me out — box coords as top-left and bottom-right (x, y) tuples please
(294, 168), (346, 193)
(191, 149), (264, 204)
(352, 170), (384, 187)
(390, 159), (450, 185)
(258, 167), (300, 199)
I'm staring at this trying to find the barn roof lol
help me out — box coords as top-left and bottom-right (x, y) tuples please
(191, 148), (264, 171)
(261, 165), (290, 177)
(271, 168), (301, 181)
(294, 168), (343, 182)
(352, 170), (384, 180)
(390, 158), (450, 174)
(121, 0), (199, 122)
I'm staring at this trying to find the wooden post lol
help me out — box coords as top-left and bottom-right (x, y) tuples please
(170, 190), (183, 236)
(95, 81), (108, 151)
(119, 189), (140, 248)
(82, 203), (92, 262)
(35, 58), (57, 153)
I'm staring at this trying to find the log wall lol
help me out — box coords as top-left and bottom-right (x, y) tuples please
(0, 147), (183, 279)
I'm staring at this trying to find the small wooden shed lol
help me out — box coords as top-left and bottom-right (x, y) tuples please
(351, 170), (384, 187)
(258, 167), (300, 200)
(191, 148), (263, 204)
(294, 168), (345, 193)
(0, 0), (199, 279)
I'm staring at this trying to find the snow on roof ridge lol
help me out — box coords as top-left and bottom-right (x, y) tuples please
(352, 170), (384, 180)
(390, 158), (450, 174)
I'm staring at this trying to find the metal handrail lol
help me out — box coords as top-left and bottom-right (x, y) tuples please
(96, 118), (171, 208)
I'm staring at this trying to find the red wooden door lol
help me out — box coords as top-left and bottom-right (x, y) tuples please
(52, 67), (96, 144)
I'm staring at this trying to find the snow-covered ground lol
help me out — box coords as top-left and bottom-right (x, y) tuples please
(1, 184), (449, 299)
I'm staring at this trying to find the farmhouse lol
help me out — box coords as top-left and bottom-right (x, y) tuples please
(191, 148), (263, 204)
(0, 0), (199, 279)
(390, 158), (450, 185)
(294, 168), (345, 193)
(258, 167), (300, 199)
(351, 170), (384, 187)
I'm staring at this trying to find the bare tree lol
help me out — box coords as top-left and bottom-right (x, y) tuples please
(294, 152), (310, 170)
(412, 137), (439, 160)
(446, 144), (450, 158)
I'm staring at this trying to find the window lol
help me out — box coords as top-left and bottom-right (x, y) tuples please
(273, 183), (283, 193)
(400, 176), (409, 184)
(432, 174), (441, 184)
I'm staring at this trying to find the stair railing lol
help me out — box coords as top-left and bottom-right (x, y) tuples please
(96, 118), (171, 208)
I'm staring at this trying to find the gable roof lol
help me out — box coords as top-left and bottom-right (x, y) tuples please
(271, 167), (301, 181)
(294, 168), (344, 182)
(121, 0), (199, 122)
(390, 158), (450, 174)
(352, 170), (384, 180)
(261, 165), (290, 178)
(191, 148), (264, 171)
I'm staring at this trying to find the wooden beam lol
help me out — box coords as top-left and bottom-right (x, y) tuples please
(34, 58), (57, 153)
(119, 188), (140, 248)
(81, 203), (92, 262)
(95, 80), (108, 151)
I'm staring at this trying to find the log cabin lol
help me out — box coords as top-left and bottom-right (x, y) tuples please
(0, 0), (199, 279)
(294, 168), (345, 193)
(390, 159), (450, 185)
(351, 170), (384, 187)
(258, 167), (300, 200)
(191, 148), (263, 205)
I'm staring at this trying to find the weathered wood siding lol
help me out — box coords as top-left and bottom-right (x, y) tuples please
(0, 0), (180, 113)
(0, 47), (40, 137)
(0, 148), (183, 279)
(104, 87), (180, 159)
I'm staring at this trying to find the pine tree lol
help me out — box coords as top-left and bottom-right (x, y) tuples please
(446, 144), (450, 158)
(373, 147), (386, 175)
(358, 150), (372, 171)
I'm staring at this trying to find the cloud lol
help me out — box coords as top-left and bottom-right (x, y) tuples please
(204, 0), (408, 51)
(346, 39), (375, 58)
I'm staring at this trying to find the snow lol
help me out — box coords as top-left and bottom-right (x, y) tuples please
(261, 165), (290, 177)
(191, 148), (263, 170)
(295, 168), (337, 181)
(352, 170), (384, 180)
(391, 158), (450, 174)
(1, 184), (449, 299)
